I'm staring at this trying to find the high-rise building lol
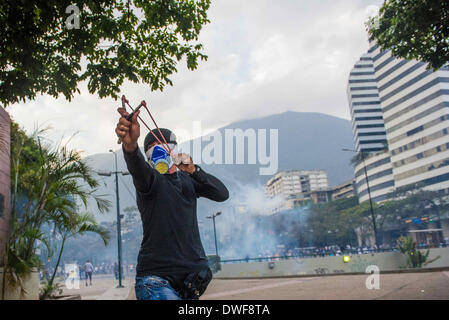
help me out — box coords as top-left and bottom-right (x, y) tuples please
(348, 39), (449, 203)
(347, 47), (395, 203)
(353, 150), (395, 202)
(347, 52), (388, 152)
(371, 40), (449, 193)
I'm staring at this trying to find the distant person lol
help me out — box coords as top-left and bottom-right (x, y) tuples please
(84, 260), (94, 286)
(79, 264), (84, 281)
(113, 263), (125, 280)
(114, 262), (119, 280)
(69, 269), (76, 287)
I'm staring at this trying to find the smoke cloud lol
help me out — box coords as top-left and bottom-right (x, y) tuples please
(203, 180), (310, 260)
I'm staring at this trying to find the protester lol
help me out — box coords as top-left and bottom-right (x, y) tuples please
(79, 264), (84, 281)
(114, 262), (119, 280)
(115, 107), (229, 300)
(84, 260), (94, 286)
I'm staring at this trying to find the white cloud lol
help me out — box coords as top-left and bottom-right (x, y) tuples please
(249, 34), (299, 83)
(365, 4), (381, 18)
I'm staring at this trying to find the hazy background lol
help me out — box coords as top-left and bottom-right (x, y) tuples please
(84, 111), (355, 225)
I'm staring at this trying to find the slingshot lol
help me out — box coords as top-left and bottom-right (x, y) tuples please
(117, 95), (172, 154)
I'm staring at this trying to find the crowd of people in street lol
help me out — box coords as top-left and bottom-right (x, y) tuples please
(39, 239), (449, 273)
(222, 240), (449, 264)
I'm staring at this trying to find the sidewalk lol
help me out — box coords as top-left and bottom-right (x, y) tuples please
(59, 275), (134, 300)
(97, 278), (134, 300)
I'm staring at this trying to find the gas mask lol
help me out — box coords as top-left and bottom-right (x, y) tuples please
(145, 143), (177, 174)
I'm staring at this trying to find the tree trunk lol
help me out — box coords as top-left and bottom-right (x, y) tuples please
(48, 234), (66, 288)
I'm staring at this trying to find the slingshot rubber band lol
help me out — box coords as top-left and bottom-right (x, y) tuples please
(121, 95), (171, 154)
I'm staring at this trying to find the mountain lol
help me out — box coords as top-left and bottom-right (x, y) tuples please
(83, 111), (356, 222)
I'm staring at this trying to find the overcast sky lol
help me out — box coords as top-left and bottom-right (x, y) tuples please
(6, 0), (383, 156)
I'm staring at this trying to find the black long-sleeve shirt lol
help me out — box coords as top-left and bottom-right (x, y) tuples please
(123, 146), (229, 282)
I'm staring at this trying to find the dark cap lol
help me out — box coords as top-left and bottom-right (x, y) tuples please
(144, 128), (177, 152)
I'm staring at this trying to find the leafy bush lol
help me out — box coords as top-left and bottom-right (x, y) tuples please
(397, 236), (440, 268)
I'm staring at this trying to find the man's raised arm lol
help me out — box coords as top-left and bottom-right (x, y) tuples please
(116, 107), (155, 194)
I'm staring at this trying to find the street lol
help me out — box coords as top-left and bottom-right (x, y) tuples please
(112, 271), (449, 300)
(201, 271), (449, 300)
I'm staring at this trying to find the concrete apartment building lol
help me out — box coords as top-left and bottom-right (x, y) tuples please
(265, 170), (329, 198)
(265, 170), (329, 213)
(331, 179), (356, 200)
(265, 172), (357, 214)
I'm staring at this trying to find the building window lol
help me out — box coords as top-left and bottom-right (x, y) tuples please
(395, 157), (449, 180)
(407, 125), (424, 137)
(391, 128), (449, 156)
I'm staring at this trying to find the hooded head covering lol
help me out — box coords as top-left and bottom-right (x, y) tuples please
(143, 128), (177, 153)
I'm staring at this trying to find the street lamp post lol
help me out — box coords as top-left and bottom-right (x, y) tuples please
(97, 150), (130, 288)
(343, 148), (379, 247)
(206, 212), (222, 256)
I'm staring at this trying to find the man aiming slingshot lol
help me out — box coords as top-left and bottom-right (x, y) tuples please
(115, 96), (229, 300)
